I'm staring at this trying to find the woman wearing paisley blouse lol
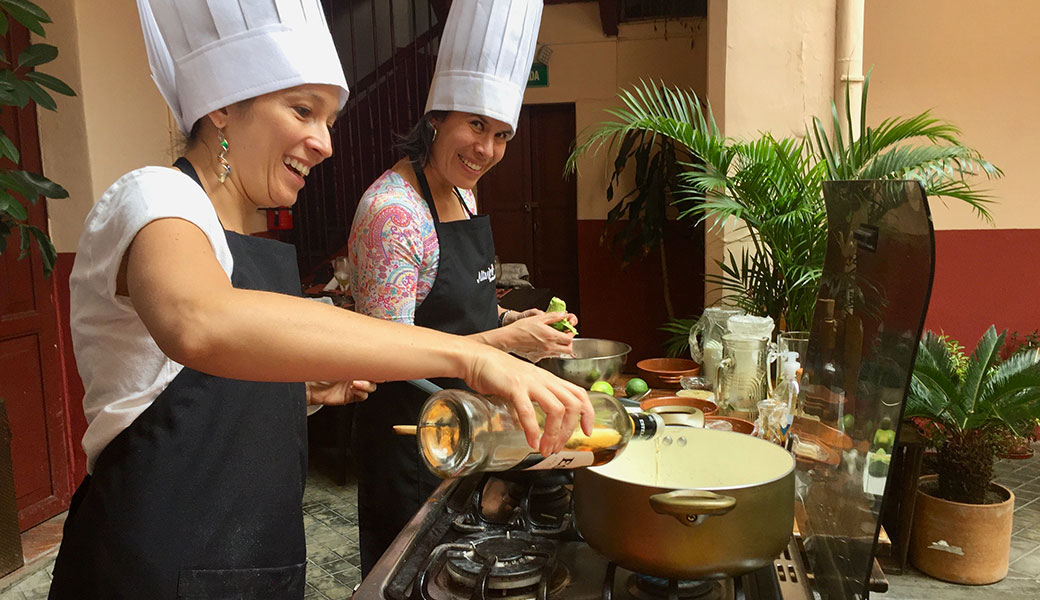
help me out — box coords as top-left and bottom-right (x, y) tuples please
(346, 109), (580, 575)
(345, 1), (572, 574)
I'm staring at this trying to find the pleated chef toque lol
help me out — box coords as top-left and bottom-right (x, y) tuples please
(136, 0), (350, 134)
(425, 0), (543, 130)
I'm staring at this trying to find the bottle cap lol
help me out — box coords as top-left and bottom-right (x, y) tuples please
(781, 352), (800, 378)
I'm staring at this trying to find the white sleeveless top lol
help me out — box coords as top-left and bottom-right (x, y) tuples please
(69, 166), (233, 472)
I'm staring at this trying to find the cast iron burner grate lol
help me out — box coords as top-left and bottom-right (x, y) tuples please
(416, 531), (570, 600)
(453, 477), (576, 538)
(601, 563), (733, 600)
(628, 574), (726, 600)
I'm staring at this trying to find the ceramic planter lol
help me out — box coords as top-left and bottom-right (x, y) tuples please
(909, 474), (1014, 585)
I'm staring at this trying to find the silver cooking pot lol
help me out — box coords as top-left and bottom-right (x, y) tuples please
(573, 426), (795, 580)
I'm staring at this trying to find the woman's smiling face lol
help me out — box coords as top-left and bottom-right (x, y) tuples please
(220, 83), (340, 208)
(427, 112), (513, 189)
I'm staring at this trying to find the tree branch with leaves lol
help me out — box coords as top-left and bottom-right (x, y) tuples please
(0, 0), (76, 276)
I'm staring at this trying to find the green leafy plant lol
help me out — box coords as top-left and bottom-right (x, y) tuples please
(565, 82), (701, 321)
(568, 75), (1000, 355)
(905, 327), (1040, 504)
(809, 70), (1000, 222)
(1002, 329), (1040, 362)
(0, 0), (75, 276)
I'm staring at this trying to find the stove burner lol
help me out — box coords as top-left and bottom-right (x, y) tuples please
(446, 531), (558, 589)
(600, 563), (733, 600)
(455, 476), (576, 538)
(526, 485), (571, 524)
(416, 532), (570, 600)
(628, 575), (721, 600)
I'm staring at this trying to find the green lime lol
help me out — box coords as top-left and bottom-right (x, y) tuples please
(590, 380), (614, 395)
(625, 377), (649, 398)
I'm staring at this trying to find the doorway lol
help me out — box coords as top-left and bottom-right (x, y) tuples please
(0, 23), (72, 532)
(477, 103), (580, 313)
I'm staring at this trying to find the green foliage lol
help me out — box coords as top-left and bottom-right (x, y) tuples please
(565, 83), (716, 264)
(809, 69), (1001, 222)
(676, 133), (827, 331)
(905, 327), (1040, 504)
(659, 316), (697, 358)
(0, 0), (74, 276)
(569, 75), (999, 350)
(1002, 329), (1040, 362)
(938, 333), (970, 379)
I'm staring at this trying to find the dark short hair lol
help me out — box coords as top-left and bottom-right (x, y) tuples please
(393, 110), (450, 165)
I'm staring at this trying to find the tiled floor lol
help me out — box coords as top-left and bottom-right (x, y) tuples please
(0, 466), (363, 600)
(879, 454), (1040, 599)
(3, 454), (1040, 599)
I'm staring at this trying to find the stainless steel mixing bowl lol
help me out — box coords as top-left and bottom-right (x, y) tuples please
(536, 338), (632, 388)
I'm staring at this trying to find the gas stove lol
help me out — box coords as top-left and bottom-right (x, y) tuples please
(352, 472), (813, 600)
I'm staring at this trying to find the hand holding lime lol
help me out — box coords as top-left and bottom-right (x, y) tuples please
(546, 296), (578, 335)
(590, 380), (614, 396)
(624, 377), (649, 398)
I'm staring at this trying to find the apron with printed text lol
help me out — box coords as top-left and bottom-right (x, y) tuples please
(353, 159), (498, 575)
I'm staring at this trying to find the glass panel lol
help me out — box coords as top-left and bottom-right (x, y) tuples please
(793, 180), (935, 599)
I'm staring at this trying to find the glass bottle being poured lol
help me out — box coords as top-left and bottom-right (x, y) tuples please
(416, 389), (664, 478)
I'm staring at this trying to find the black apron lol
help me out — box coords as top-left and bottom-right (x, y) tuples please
(352, 160), (498, 575)
(49, 158), (309, 600)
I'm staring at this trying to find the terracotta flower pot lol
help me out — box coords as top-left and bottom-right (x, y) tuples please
(909, 474), (1014, 585)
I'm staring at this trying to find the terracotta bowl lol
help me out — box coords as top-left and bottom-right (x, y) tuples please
(704, 415), (755, 435)
(791, 432), (840, 467)
(640, 395), (718, 417)
(636, 358), (700, 389)
(792, 416), (853, 450)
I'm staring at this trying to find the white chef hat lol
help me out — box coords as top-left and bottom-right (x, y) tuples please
(425, 0), (543, 131)
(137, 0), (350, 135)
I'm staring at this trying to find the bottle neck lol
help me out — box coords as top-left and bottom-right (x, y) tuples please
(630, 413), (662, 439)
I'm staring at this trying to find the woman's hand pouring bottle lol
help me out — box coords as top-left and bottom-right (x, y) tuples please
(416, 390), (663, 478)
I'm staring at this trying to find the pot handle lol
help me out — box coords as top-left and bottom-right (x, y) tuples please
(649, 490), (737, 527)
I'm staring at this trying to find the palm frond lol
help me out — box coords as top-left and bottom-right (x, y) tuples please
(661, 317), (698, 358)
(960, 327), (1005, 416)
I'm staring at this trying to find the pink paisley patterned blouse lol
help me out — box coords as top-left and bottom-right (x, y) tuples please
(347, 169), (477, 324)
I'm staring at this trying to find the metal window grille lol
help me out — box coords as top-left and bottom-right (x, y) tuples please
(291, 0), (445, 276)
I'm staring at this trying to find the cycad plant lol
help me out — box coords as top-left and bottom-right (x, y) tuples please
(568, 74), (1000, 353)
(905, 327), (1040, 504)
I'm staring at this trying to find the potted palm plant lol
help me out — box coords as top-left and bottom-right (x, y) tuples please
(904, 327), (1040, 584)
(567, 73), (1000, 353)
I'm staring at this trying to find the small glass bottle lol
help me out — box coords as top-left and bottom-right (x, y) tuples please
(772, 352), (801, 445)
(416, 389), (664, 478)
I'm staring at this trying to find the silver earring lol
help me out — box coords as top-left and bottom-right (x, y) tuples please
(431, 127), (438, 143)
(216, 128), (231, 183)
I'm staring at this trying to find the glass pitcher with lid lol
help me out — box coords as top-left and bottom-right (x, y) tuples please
(725, 314), (775, 341)
(689, 307), (745, 388)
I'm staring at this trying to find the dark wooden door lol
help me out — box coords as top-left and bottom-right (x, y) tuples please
(0, 23), (72, 531)
(478, 103), (580, 313)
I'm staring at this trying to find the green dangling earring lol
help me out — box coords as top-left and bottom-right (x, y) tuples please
(216, 128), (231, 183)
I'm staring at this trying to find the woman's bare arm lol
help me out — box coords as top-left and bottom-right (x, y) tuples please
(124, 217), (592, 454)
